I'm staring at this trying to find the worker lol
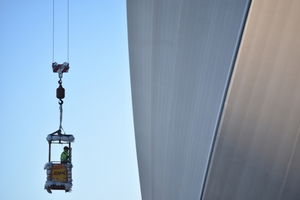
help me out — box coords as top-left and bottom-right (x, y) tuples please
(61, 146), (70, 163)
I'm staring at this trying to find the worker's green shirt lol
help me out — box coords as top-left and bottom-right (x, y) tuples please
(61, 150), (69, 163)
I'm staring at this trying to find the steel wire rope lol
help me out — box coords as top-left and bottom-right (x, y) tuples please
(59, 100), (66, 134)
(52, 0), (70, 62)
(67, 0), (69, 62)
(52, 0), (55, 62)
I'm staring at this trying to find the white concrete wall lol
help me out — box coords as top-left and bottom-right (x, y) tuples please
(204, 0), (300, 199)
(127, 0), (251, 199)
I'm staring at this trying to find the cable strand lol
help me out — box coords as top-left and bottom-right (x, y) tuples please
(67, 0), (70, 62)
(52, 0), (55, 62)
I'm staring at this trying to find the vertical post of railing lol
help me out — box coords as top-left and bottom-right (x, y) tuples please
(68, 142), (72, 162)
(48, 141), (51, 162)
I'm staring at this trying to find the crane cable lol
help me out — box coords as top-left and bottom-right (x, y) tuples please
(52, 0), (70, 134)
(52, 0), (70, 63)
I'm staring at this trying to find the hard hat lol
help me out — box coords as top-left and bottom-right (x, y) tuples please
(64, 146), (69, 150)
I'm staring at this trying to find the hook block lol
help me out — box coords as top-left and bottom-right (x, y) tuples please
(57, 85), (65, 99)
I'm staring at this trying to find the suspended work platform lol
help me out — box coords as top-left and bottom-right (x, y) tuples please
(44, 130), (75, 193)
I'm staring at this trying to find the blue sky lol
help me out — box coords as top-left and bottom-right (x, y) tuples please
(0, 0), (141, 199)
